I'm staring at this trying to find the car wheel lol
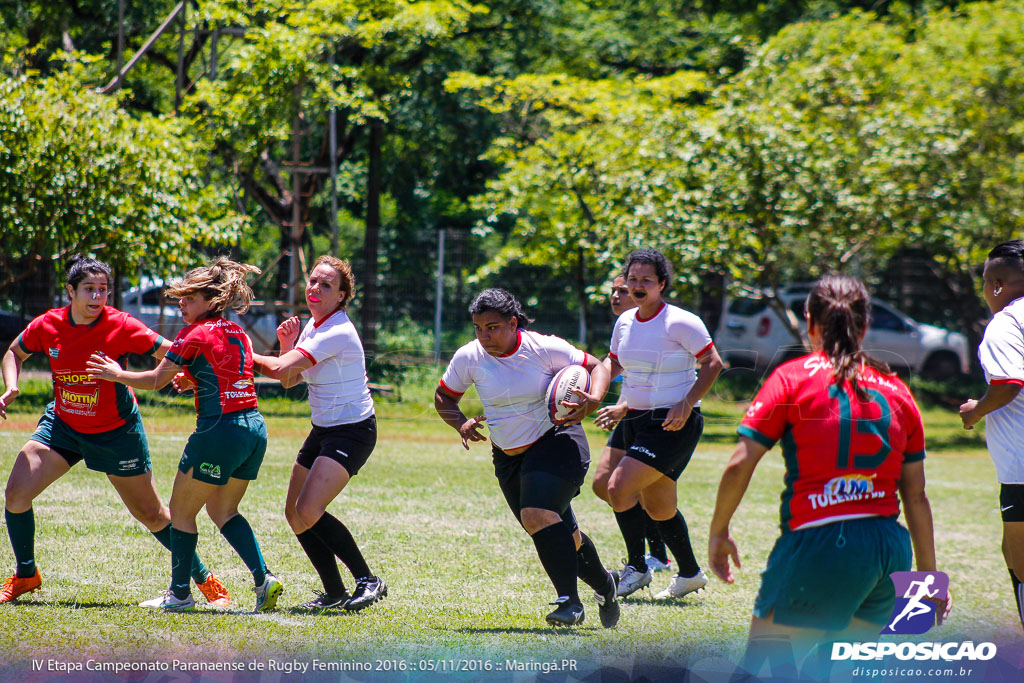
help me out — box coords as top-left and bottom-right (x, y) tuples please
(921, 352), (960, 380)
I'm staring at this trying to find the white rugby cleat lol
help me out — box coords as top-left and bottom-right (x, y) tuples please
(654, 569), (708, 599)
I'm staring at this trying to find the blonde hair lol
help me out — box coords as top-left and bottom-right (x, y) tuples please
(312, 255), (355, 310)
(165, 256), (261, 317)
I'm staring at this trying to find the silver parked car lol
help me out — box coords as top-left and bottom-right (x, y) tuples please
(714, 284), (969, 379)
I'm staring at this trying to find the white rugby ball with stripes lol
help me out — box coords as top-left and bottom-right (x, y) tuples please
(546, 364), (591, 424)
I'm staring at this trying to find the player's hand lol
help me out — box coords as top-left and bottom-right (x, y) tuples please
(277, 316), (301, 350)
(959, 400), (980, 430)
(662, 400), (693, 431)
(594, 402), (627, 430)
(85, 352), (121, 382)
(0, 387), (19, 421)
(560, 387), (602, 425)
(459, 416), (487, 450)
(925, 587), (953, 625)
(708, 532), (741, 584)
(172, 372), (195, 393)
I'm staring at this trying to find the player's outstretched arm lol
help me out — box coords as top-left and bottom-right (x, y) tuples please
(709, 437), (768, 583)
(85, 353), (180, 391)
(252, 350), (313, 388)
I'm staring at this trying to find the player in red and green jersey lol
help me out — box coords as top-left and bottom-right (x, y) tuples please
(88, 257), (280, 613)
(708, 276), (949, 675)
(0, 256), (229, 606)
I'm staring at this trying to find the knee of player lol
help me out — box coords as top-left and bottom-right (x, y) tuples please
(520, 507), (558, 534)
(606, 480), (630, 510)
(140, 505), (171, 529)
(591, 476), (610, 502)
(294, 499), (326, 530)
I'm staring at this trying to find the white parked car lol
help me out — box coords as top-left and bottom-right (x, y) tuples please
(714, 284), (969, 379)
(121, 279), (281, 354)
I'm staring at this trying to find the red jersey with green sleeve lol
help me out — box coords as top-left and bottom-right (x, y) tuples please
(738, 352), (926, 533)
(17, 306), (165, 433)
(165, 317), (258, 418)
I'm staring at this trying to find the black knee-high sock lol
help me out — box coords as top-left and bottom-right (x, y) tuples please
(614, 502), (648, 571)
(1011, 568), (1024, 630)
(296, 529), (347, 597)
(575, 532), (611, 592)
(531, 523), (579, 603)
(5, 508), (35, 578)
(310, 513), (371, 579)
(657, 510), (700, 577)
(645, 513), (668, 563)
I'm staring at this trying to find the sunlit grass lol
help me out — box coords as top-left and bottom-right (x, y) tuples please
(0, 382), (1013, 675)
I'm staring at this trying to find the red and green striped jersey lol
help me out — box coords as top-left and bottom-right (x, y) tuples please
(739, 351), (926, 532)
(18, 307), (164, 433)
(166, 317), (258, 418)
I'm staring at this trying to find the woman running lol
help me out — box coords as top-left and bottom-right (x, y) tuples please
(603, 248), (723, 599)
(434, 288), (619, 628)
(86, 257), (280, 612)
(592, 274), (670, 573)
(710, 275), (947, 671)
(253, 255), (386, 612)
(0, 256), (228, 606)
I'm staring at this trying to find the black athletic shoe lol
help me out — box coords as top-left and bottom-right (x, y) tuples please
(595, 572), (620, 628)
(546, 596), (585, 627)
(299, 590), (349, 611)
(343, 575), (387, 612)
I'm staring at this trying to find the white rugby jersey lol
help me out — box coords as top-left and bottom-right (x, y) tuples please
(609, 302), (713, 410)
(294, 309), (375, 427)
(439, 329), (586, 451)
(979, 296), (1024, 484)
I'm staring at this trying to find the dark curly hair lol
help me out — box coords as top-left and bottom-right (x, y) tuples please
(622, 248), (673, 287)
(468, 288), (533, 329)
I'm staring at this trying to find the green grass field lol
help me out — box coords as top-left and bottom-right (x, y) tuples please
(0, 382), (1017, 679)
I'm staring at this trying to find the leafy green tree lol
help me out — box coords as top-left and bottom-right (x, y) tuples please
(0, 71), (243, 299)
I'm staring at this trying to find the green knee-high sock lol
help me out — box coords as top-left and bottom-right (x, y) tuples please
(220, 515), (268, 586)
(170, 528), (199, 600)
(5, 508), (36, 578)
(152, 523), (210, 583)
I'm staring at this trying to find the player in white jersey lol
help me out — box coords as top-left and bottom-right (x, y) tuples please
(254, 256), (385, 612)
(435, 288), (621, 628)
(600, 249), (723, 600)
(592, 275), (670, 573)
(960, 239), (1024, 630)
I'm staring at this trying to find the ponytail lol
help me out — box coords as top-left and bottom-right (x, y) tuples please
(805, 276), (891, 400)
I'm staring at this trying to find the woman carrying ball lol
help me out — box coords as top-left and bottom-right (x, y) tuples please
(0, 256), (228, 606)
(253, 255), (386, 612)
(87, 257), (280, 612)
(709, 276), (947, 671)
(434, 288), (619, 627)
(600, 248), (723, 600)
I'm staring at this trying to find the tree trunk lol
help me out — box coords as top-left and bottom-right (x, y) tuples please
(362, 118), (383, 357)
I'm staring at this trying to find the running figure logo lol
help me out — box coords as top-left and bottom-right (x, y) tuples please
(881, 571), (949, 634)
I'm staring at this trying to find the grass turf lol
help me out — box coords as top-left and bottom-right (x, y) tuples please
(0, 386), (1015, 674)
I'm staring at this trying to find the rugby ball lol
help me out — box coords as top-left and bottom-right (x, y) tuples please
(546, 364), (591, 424)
